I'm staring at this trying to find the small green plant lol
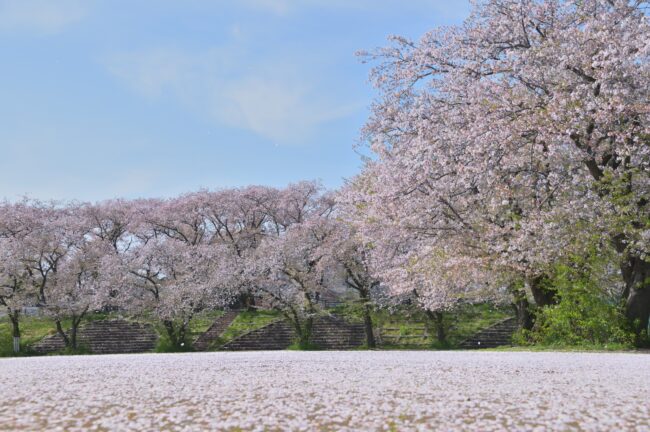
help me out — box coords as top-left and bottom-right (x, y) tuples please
(287, 340), (321, 350)
(155, 331), (194, 353)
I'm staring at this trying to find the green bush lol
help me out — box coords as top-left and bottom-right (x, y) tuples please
(526, 256), (634, 348)
(0, 328), (14, 357)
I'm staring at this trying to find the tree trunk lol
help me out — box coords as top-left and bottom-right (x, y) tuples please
(583, 160), (649, 338)
(288, 312), (313, 348)
(178, 322), (188, 348)
(526, 275), (557, 307)
(9, 313), (20, 353)
(301, 292), (316, 348)
(70, 323), (78, 350)
(69, 310), (88, 351)
(363, 303), (376, 349)
(511, 287), (535, 330)
(620, 255), (650, 337)
(163, 320), (179, 348)
(242, 291), (256, 312)
(55, 320), (71, 347)
(289, 316), (304, 344)
(302, 316), (314, 347)
(230, 290), (256, 311)
(359, 289), (376, 348)
(425, 310), (447, 344)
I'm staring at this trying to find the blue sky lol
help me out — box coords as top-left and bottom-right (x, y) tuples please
(0, 0), (470, 201)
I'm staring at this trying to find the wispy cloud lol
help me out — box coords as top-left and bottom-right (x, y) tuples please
(0, 0), (89, 34)
(233, 0), (467, 19)
(104, 47), (362, 144)
(238, 0), (292, 16)
(216, 75), (361, 143)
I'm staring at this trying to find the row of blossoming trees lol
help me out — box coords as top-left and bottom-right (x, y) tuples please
(0, 182), (391, 352)
(1, 0), (649, 353)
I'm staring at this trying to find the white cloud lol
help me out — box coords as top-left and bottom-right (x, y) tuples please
(0, 0), (89, 34)
(104, 47), (362, 144)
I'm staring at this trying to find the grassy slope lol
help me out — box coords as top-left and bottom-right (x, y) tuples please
(0, 313), (114, 356)
(206, 310), (282, 350)
(1, 304), (511, 355)
(333, 302), (512, 349)
(0, 316), (57, 356)
(188, 310), (225, 340)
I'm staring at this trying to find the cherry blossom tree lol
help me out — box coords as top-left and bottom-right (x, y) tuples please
(316, 217), (381, 347)
(0, 200), (110, 350)
(0, 201), (37, 353)
(250, 219), (333, 347)
(200, 186), (281, 309)
(116, 237), (232, 349)
(44, 238), (112, 349)
(0, 236), (33, 353)
(355, 0), (650, 334)
(84, 200), (135, 251)
(245, 182), (336, 346)
(107, 194), (240, 349)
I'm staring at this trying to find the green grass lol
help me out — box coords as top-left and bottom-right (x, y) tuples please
(333, 302), (512, 349)
(0, 316), (54, 356)
(287, 341), (321, 350)
(0, 303), (517, 355)
(146, 310), (226, 352)
(188, 310), (225, 339)
(1, 309), (249, 355)
(0, 312), (114, 357)
(5, 304), (637, 354)
(447, 303), (511, 345)
(207, 309), (282, 350)
(487, 343), (636, 352)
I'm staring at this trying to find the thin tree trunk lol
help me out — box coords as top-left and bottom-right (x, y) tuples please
(70, 322), (78, 350)
(9, 312), (20, 353)
(178, 322), (188, 348)
(55, 320), (71, 347)
(302, 292), (316, 348)
(70, 309), (88, 350)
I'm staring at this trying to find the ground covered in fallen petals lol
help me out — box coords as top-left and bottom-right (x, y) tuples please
(1, 351), (649, 431)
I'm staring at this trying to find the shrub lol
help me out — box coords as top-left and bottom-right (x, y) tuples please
(527, 253), (634, 348)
